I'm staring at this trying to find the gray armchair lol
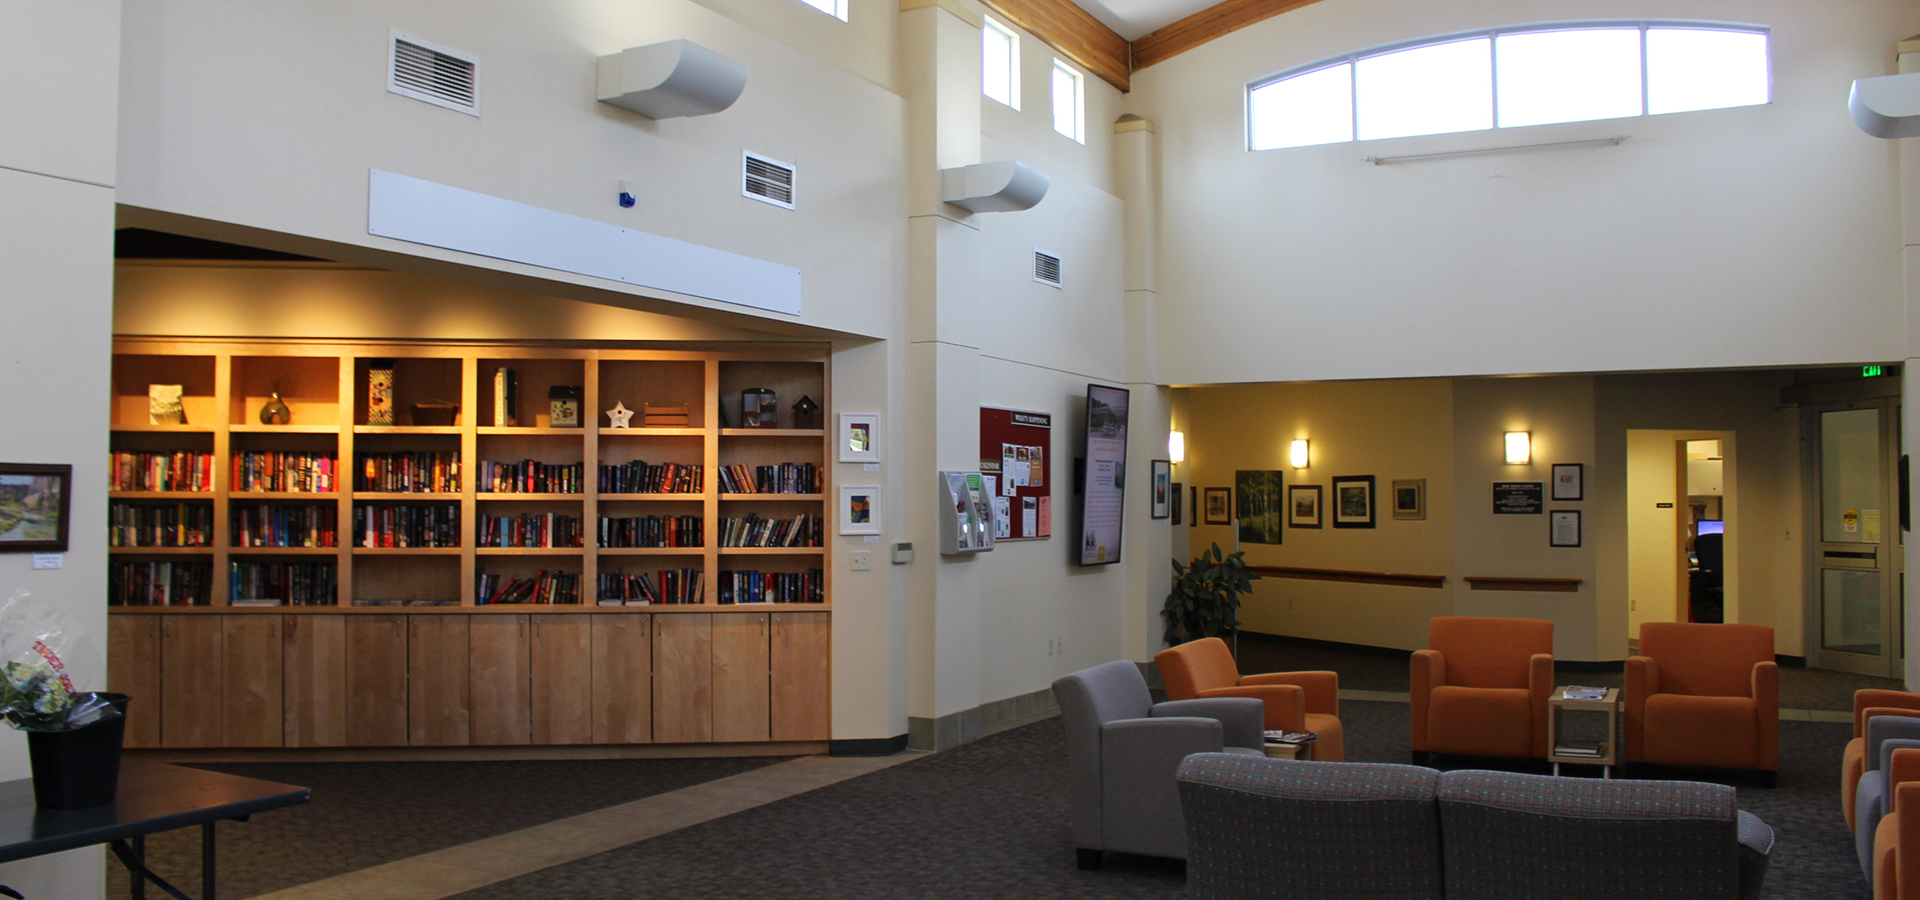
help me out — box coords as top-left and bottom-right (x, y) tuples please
(1053, 659), (1265, 869)
(1857, 715), (1920, 879)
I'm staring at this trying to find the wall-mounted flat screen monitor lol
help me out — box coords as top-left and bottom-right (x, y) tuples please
(1078, 384), (1129, 566)
(1696, 519), (1725, 535)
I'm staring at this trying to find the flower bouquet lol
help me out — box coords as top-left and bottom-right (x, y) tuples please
(0, 590), (125, 808)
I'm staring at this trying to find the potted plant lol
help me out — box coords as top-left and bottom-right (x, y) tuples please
(0, 591), (127, 808)
(1163, 542), (1261, 647)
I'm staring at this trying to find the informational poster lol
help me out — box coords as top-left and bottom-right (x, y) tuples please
(1493, 482), (1545, 515)
(1079, 385), (1129, 566)
(980, 407), (1053, 540)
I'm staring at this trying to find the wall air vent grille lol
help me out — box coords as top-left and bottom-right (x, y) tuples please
(388, 31), (479, 116)
(1034, 250), (1062, 287)
(743, 152), (796, 209)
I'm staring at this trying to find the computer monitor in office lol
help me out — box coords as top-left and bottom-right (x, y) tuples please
(1696, 519), (1725, 535)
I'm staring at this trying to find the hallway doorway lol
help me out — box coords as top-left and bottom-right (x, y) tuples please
(1627, 430), (1738, 645)
(1805, 400), (1905, 677)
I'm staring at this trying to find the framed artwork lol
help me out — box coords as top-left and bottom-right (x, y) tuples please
(1552, 463), (1584, 501)
(838, 413), (881, 464)
(0, 464), (71, 552)
(1203, 487), (1231, 525)
(1392, 479), (1426, 520)
(1235, 470), (1284, 544)
(1550, 509), (1582, 547)
(1170, 482), (1184, 525)
(839, 484), (882, 535)
(1288, 484), (1322, 528)
(1150, 460), (1172, 519)
(1331, 475), (1375, 529)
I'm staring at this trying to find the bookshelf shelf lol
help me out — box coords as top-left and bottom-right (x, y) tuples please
(352, 547), (463, 556)
(475, 547), (585, 556)
(228, 546), (339, 555)
(229, 424), (339, 434)
(353, 492), (462, 501)
(109, 491), (214, 500)
(477, 426), (584, 436)
(600, 492), (707, 501)
(719, 547), (825, 555)
(598, 427), (705, 437)
(110, 425), (217, 434)
(600, 547), (705, 556)
(233, 492), (341, 500)
(475, 493), (583, 502)
(720, 493), (824, 501)
(352, 425), (464, 435)
(720, 429), (825, 438)
(108, 546), (213, 555)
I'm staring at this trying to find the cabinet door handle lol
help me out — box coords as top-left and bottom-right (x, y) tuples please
(285, 616), (297, 639)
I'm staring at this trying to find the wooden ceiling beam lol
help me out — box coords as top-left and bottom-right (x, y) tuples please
(1131, 0), (1328, 71)
(981, 0), (1132, 92)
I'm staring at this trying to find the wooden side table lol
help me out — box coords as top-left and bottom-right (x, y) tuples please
(1548, 686), (1619, 777)
(1264, 741), (1313, 760)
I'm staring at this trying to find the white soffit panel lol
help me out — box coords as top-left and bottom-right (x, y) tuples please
(367, 170), (801, 316)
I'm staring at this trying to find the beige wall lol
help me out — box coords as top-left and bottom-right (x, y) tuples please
(1626, 430), (1683, 639)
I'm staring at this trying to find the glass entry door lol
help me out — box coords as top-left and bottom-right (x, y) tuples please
(1811, 403), (1904, 677)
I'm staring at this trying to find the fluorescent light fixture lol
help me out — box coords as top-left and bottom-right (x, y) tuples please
(1168, 431), (1186, 463)
(1505, 431), (1531, 464)
(1290, 439), (1310, 469)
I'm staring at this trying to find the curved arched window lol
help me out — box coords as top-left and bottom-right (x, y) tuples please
(1249, 22), (1769, 151)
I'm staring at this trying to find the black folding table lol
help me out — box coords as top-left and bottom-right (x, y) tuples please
(0, 759), (309, 900)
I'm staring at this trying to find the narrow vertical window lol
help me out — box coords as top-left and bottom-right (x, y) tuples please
(1052, 59), (1084, 142)
(797, 0), (849, 22)
(983, 18), (1020, 109)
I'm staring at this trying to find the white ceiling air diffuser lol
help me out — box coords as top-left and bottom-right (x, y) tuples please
(597, 40), (748, 120)
(388, 31), (479, 116)
(743, 152), (795, 209)
(1851, 71), (1920, 139)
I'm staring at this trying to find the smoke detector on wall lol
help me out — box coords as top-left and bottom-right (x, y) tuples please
(388, 30), (479, 116)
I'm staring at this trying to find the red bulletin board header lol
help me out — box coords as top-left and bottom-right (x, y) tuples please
(980, 407), (1052, 541)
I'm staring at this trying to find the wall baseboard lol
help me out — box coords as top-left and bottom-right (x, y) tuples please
(830, 734), (910, 757)
(908, 686), (1060, 752)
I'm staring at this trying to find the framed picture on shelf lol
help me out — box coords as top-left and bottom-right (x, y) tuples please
(1550, 509), (1582, 547)
(839, 413), (881, 464)
(0, 463), (71, 552)
(1288, 484), (1322, 528)
(1331, 475), (1375, 529)
(1203, 487), (1231, 525)
(1170, 482), (1184, 525)
(839, 484), (882, 535)
(1392, 479), (1426, 520)
(1150, 460), (1172, 519)
(1552, 463), (1584, 501)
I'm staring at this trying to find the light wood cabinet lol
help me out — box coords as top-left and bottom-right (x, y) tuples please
(409, 616), (470, 746)
(771, 612), (831, 741)
(160, 615), (223, 748)
(283, 615), (347, 747)
(713, 613), (770, 742)
(222, 615), (284, 747)
(346, 615), (408, 746)
(470, 615), (530, 746)
(591, 614), (650, 744)
(653, 614), (712, 743)
(107, 616), (161, 748)
(532, 615), (592, 745)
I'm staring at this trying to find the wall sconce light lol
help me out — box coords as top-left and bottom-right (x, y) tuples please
(1289, 439), (1310, 469)
(1168, 431), (1186, 464)
(1504, 431), (1531, 465)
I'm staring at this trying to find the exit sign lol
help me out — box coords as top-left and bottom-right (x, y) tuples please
(1864, 365), (1885, 377)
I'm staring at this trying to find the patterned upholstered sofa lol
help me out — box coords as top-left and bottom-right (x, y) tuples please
(1177, 753), (1773, 900)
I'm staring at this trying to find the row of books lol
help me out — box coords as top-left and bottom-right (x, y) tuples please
(356, 452), (460, 493)
(597, 568), (704, 604)
(477, 513), (584, 548)
(478, 459), (584, 494)
(718, 514), (823, 548)
(716, 463), (819, 494)
(232, 504), (337, 548)
(109, 502), (213, 547)
(599, 460), (703, 494)
(108, 561), (214, 606)
(600, 515), (702, 548)
(475, 570), (581, 605)
(230, 561), (337, 606)
(717, 568), (824, 605)
(354, 504), (459, 548)
(234, 452), (338, 493)
(110, 451), (214, 492)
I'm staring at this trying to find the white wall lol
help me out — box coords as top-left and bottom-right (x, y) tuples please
(1130, 0), (1918, 385)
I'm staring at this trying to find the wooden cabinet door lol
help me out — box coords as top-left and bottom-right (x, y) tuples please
(409, 615), (470, 746)
(346, 615), (408, 746)
(159, 615), (223, 748)
(712, 613), (769, 742)
(108, 616), (162, 748)
(470, 615), (530, 746)
(531, 615), (591, 745)
(222, 616), (284, 747)
(770, 612), (831, 741)
(652, 614), (712, 743)
(284, 615), (347, 747)
(590, 614), (650, 744)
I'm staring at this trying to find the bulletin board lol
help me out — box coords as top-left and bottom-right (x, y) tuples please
(980, 407), (1052, 541)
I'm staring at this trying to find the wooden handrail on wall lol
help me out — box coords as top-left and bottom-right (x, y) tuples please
(1462, 576), (1583, 593)
(1247, 565), (1447, 589)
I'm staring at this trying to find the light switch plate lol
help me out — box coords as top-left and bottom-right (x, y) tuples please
(850, 551), (873, 571)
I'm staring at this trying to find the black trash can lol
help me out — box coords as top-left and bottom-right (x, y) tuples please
(26, 692), (129, 809)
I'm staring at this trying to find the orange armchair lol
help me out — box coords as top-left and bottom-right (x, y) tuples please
(1876, 748), (1920, 899)
(1850, 690), (1920, 831)
(1154, 637), (1343, 762)
(1411, 617), (1553, 763)
(1625, 622), (1777, 783)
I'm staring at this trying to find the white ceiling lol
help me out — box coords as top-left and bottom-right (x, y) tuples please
(1071, 0), (1219, 41)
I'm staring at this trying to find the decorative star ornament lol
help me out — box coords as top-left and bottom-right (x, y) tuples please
(606, 402), (634, 428)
